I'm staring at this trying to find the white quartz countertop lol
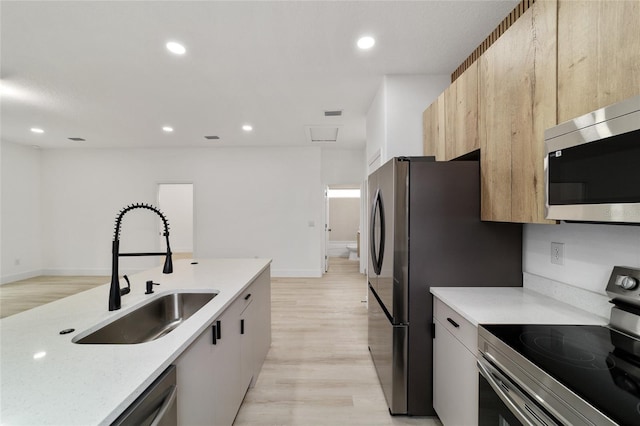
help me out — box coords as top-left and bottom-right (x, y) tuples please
(430, 287), (607, 327)
(0, 258), (271, 426)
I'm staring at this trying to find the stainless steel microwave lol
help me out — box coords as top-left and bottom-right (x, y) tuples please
(544, 95), (640, 223)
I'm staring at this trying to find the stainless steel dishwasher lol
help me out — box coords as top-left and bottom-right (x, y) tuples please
(112, 365), (177, 426)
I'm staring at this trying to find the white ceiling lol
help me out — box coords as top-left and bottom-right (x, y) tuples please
(0, 0), (518, 150)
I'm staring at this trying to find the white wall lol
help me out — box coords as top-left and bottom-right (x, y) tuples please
(34, 146), (323, 278)
(1, 142), (43, 283)
(524, 222), (640, 295)
(366, 74), (449, 173)
(321, 147), (364, 185)
(328, 198), (360, 241)
(366, 85), (385, 172)
(384, 75), (449, 159)
(158, 183), (193, 253)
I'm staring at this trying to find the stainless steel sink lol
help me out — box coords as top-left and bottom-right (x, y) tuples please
(73, 292), (217, 344)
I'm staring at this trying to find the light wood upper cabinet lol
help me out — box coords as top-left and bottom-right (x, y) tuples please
(422, 92), (446, 160)
(557, 0), (640, 123)
(445, 61), (479, 160)
(479, 0), (557, 223)
(422, 0), (635, 224)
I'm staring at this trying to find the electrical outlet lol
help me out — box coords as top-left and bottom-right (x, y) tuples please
(551, 242), (564, 265)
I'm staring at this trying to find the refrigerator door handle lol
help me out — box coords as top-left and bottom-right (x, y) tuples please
(370, 188), (385, 275)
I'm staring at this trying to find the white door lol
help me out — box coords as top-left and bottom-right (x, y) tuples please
(157, 183), (194, 259)
(324, 186), (331, 273)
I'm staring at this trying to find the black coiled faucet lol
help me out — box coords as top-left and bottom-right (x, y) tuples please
(109, 203), (173, 311)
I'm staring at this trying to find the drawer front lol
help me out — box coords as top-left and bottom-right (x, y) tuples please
(239, 286), (254, 310)
(433, 297), (477, 354)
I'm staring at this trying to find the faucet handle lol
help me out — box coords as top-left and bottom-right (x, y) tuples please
(120, 275), (131, 296)
(145, 280), (160, 295)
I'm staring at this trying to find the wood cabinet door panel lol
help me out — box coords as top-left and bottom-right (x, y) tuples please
(422, 92), (446, 160)
(445, 61), (479, 160)
(558, 0), (640, 123)
(479, 0), (557, 223)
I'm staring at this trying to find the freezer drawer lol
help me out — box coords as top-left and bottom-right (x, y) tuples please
(368, 285), (407, 414)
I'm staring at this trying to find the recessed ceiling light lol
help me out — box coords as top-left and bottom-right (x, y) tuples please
(242, 124), (253, 132)
(30, 127), (44, 134)
(357, 36), (375, 50)
(162, 126), (174, 132)
(166, 41), (186, 55)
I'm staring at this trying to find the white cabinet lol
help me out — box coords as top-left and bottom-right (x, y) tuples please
(175, 269), (271, 425)
(239, 298), (255, 393)
(175, 299), (242, 425)
(248, 269), (271, 386)
(433, 297), (478, 426)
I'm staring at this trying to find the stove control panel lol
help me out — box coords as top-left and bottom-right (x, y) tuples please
(606, 266), (640, 305)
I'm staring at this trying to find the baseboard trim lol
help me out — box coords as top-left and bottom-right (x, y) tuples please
(271, 269), (323, 278)
(40, 268), (132, 276)
(1, 269), (44, 285)
(4, 267), (324, 282)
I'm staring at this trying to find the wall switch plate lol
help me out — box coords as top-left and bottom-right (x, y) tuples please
(551, 242), (564, 265)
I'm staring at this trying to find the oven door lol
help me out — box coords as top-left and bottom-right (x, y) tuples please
(477, 357), (561, 426)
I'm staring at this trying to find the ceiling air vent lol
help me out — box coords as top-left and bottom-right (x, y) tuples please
(204, 135), (220, 140)
(68, 137), (85, 141)
(305, 126), (340, 143)
(324, 110), (343, 117)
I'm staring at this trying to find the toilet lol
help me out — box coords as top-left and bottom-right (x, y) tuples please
(347, 243), (358, 260)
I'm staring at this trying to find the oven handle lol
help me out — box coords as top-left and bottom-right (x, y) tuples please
(477, 356), (560, 426)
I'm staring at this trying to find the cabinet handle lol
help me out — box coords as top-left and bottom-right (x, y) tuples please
(244, 293), (252, 301)
(216, 320), (222, 340)
(241, 319), (245, 335)
(447, 318), (460, 328)
(212, 324), (217, 345)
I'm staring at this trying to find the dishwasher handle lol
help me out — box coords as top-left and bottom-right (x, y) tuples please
(150, 385), (178, 426)
(477, 356), (560, 426)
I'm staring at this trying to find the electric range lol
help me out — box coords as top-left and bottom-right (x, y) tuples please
(478, 266), (640, 426)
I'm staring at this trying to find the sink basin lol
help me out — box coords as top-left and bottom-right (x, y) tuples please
(73, 292), (217, 344)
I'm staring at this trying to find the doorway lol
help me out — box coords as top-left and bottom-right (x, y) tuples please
(324, 185), (361, 272)
(157, 183), (194, 260)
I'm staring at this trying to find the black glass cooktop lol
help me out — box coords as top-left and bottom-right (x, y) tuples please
(483, 324), (640, 426)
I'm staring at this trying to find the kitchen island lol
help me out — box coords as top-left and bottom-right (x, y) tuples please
(0, 258), (271, 425)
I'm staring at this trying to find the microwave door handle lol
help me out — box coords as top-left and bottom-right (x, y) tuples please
(477, 357), (560, 426)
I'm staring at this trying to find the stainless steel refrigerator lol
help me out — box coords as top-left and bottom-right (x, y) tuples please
(367, 157), (522, 416)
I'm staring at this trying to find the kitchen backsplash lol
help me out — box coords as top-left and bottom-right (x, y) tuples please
(523, 222), (640, 318)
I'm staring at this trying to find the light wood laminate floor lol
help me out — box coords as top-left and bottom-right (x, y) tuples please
(0, 275), (109, 319)
(235, 258), (442, 426)
(0, 258), (442, 425)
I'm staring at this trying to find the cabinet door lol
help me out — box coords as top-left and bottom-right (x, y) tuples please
(422, 92), (446, 160)
(479, 0), (557, 223)
(175, 303), (243, 426)
(433, 319), (478, 426)
(558, 0), (640, 123)
(445, 61), (479, 160)
(240, 300), (255, 393)
(214, 303), (243, 426)
(250, 270), (272, 384)
(175, 320), (220, 425)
